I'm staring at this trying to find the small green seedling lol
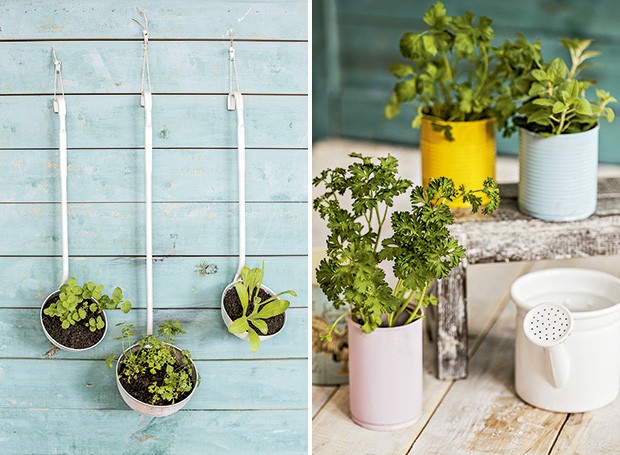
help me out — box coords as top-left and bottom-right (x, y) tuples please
(43, 277), (131, 332)
(227, 264), (296, 352)
(106, 320), (199, 406)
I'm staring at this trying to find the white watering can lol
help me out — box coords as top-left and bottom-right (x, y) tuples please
(511, 268), (620, 413)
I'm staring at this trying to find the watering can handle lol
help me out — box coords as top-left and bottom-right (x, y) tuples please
(545, 344), (570, 389)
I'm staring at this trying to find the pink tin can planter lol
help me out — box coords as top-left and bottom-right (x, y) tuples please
(347, 316), (423, 431)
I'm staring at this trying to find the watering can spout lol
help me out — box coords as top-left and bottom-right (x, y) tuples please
(523, 302), (574, 390)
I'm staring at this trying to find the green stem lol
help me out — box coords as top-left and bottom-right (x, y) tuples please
(405, 282), (430, 325)
(373, 205), (388, 253)
(323, 311), (350, 339)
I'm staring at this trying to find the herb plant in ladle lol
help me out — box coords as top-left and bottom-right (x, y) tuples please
(222, 264), (296, 352)
(41, 277), (131, 351)
(106, 320), (200, 416)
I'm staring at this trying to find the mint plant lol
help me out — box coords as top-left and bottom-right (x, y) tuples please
(43, 277), (131, 331)
(498, 37), (615, 136)
(106, 320), (199, 406)
(227, 264), (296, 352)
(313, 153), (499, 337)
(385, 1), (507, 139)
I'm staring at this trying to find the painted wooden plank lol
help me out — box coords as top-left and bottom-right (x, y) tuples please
(311, 385), (336, 418)
(0, 0), (308, 40)
(550, 397), (620, 453)
(0, 41), (307, 94)
(0, 202), (307, 256)
(0, 256), (307, 309)
(410, 300), (566, 454)
(0, 307), (307, 360)
(0, 408), (308, 454)
(0, 95), (308, 149)
(0, 148), (308, 203)
(338, 0), (620, 41)
(0, 358), (307, 410)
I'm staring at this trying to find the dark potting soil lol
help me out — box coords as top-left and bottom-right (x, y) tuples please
(224, 287), (285, 335)
(41, 296), (105, 349)
(118, 348), (195, 406)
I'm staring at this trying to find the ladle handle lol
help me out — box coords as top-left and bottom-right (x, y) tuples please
(143, 91), (153, 336)
(545, 343), (570, 389)
(57, 96), (69, 285)
(231, 92), (245, 279)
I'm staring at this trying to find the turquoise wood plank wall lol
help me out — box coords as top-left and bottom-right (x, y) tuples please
(313, 0), (620, 164)
(0, 1), (308, 453)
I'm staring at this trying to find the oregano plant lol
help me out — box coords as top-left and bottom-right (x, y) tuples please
(385, 1), (508, 139)
(43, 277), (131, 332)
(498, 37), (615, 136)
(106, 320), (200, 406)
(313, 153), (499, 337)
(227, 264), (296, 352)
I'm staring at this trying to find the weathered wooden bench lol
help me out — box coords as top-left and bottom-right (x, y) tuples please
(428, 177), (620, 380)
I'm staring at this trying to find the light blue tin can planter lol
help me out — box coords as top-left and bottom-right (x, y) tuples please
(518, 126), (599, 222)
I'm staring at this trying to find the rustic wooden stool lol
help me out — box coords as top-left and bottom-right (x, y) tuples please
(428, 177), (620, 380)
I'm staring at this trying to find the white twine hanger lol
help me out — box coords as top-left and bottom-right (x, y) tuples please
(227, 32), (246, 280)
(52, 47), (69, 285)
(134, 7), (154, 335)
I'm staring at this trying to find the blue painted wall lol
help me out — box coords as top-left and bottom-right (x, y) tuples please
(0, 1), (308, 453)
(313, 0), (620, 164)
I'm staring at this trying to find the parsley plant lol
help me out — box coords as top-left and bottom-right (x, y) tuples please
(313, 153), (499, 336)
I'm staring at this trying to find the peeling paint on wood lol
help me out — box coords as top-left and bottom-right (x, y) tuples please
(433, 178), (620, 380)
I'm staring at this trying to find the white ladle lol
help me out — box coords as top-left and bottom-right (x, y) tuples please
(220, 36), (286, 340)
(523, 302), (574, 388)
(40, 48), (107, 351)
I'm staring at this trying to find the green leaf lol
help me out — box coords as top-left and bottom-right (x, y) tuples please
(234, 282), (249, 316)
(227, 317), (249, 335)
(248, 328), (261, 353)
(552, 101), (567, 114)
(255, 299), (290, 319)
(389, 63), (414, 78)
(120, 300), (132, 313)
(105, 353), (115, 368)
(89, 303), (97, 313)
(251, 319), (269, 335)
(574, 98), (593, 115)
(61, 320), (70, 329)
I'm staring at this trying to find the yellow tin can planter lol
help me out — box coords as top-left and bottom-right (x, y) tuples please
(420, 117), (496, 208)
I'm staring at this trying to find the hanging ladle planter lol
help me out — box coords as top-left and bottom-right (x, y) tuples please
(40, 49), (110, 352)
(220, 36), (295, 352)
(113, 9), (199, 417)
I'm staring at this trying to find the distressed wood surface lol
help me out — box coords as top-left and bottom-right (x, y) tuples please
(0, 95), (308, 149)
(0, 0), (308, 40)
(0, 41), (307, 95)
(430, 260), (468, 380)
(311, 385), (336, 417)
(0, 308), (307, 360)
(0, 148), (307, 203)
(0, 409), (308, 454)
(2, 1), (308, 452)
(0, 256), (307, 309)
(434, 179), (620, 380)
(0, 202), (307, 256)
(0, 358), (307, 410)
(411, 297), (567, 454)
